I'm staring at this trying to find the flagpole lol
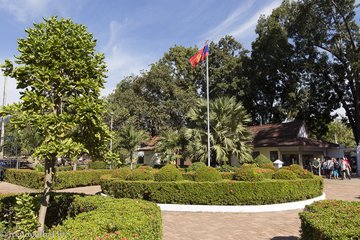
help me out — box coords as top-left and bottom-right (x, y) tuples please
(206, 46), (210, 167)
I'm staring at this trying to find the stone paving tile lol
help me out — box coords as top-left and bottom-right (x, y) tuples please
(161, 177), (360, 240)
(55, 185), (101, 195)
(0, 182), (38, 194)
(162, 210), (302, 240)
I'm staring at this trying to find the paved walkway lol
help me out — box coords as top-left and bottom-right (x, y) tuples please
(1, 178), (359, 239)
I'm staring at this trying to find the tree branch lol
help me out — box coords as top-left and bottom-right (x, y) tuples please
(313, 44), (347, 66)
(330, 0), (358, 52)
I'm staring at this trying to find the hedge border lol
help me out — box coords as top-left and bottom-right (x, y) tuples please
(101, 178), (323, 205)
(299, 200), (360, 240)
(0, 193), (162, 240)
(4, 169), (116, 190)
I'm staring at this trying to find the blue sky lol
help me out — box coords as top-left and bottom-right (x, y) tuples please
(0, 0), (285, 104)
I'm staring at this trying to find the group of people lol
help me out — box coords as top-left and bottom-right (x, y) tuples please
(312, 157), (352, 180)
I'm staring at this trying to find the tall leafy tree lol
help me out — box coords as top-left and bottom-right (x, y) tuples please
(323, 119), (356, 147)
(245, 9), (299, 124)
(185, 97), (253, 165)
(286, 0), (360, 143)
(208, 36), (249, 102)
(1, 17), (109, 232)
(107, 45), (199, 136)
(3, 122), (43, 157)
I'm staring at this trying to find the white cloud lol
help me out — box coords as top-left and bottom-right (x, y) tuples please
(230, 0), (282, 38)
(205, 0), (255, 40)
(204, 0), (282, 42)
(0, 0), (51, 22)
(0, 0), (85, 22)
(102, 20), (153, 96)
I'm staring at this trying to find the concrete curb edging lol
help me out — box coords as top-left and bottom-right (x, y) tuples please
(157, 193), (326, 213)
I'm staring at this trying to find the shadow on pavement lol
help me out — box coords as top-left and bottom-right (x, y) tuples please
(271, 236), (299, 240)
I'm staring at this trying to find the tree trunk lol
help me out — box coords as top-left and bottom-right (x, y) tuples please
(73, 162), (77, 171)
(130, 151), (133, 170)
(38, 157), (55, 233)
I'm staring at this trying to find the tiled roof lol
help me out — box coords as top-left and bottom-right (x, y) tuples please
(137, 136), (160, 151)
(248, 120), (339, 148)
(248, 120), (303, 139)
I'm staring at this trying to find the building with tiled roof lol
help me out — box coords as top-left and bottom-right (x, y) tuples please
(247, 120), (344, 168)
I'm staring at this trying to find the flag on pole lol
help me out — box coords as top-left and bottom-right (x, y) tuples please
(189, 43), (209, 68)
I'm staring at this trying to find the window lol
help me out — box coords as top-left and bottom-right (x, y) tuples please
(270, 151), (278, 161)
(252, 151), (260, 158)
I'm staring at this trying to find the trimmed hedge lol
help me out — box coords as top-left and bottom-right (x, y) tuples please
(272, 169), (298, 180)
(155, 164), (183, 182)
(88, 161), (108, 169)
(234, 167), (265, 182)
(4, 169), (115, 190)
(194, 166), (222, 182)
(186, 162), (207, 172)
(299, 200), (360, 240)
(101, 178), (324, 205)
(4, 169), (44, 189)
(56, 165), (87, 171)
(0, 193), (162, 240)
(285, 164), (314, 179)
(126, 168), (155, 181)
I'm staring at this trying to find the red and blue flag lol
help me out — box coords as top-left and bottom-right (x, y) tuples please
(189, 43), (209, 68)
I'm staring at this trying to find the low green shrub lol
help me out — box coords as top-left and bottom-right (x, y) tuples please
(88, 161), (108, 169)
(272, 169), (298, 180)
(126, 168), (154, 181)
(220, 172), (235, 180)
(4, 169), (44, 189)
(110, 168), (132, 180)
(218, 165), (237, 172)
(241, 163), (258, 169)
(194, 166), (222, 182)
(0, 193), (162, 240)
(286, 164), (314, 179)
(299, 200), (360, 240)
(13, 193), (38, 238)
(54, 170), (115, 189)
(254, 154), (273, 167)
(4, 169), (114, 189)
(155, 164), (183, 182)
(257, 168), (275, 179)
(234, 167), (265, 182)
(259, 163), (275, 170)
(101, 178), (323, 205)
(182, 172), (195, 181)
(56, 165), (87, 171)
(186, 162), (207, 172)
(35, 164), (45, 173)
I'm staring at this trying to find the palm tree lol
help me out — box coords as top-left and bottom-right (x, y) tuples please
(156, 129), (183, 165)
(185, 97), (253, 166)
(116, 126), (149, 169)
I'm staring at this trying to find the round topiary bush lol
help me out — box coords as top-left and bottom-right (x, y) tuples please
(254, 154), (273, 167)
(272, 169), (297, 180)
(287, 164), (314, 179)
(111, 168), (132, 180)
(155, 164), (183, 182)
(187, 162), (207, 172)
(194, 166), (222, 182)
(234, 167), (265, 181)
(256, 168), (275, 179)
(218, 164), (237, 172)
(126, 168), (154, 181)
